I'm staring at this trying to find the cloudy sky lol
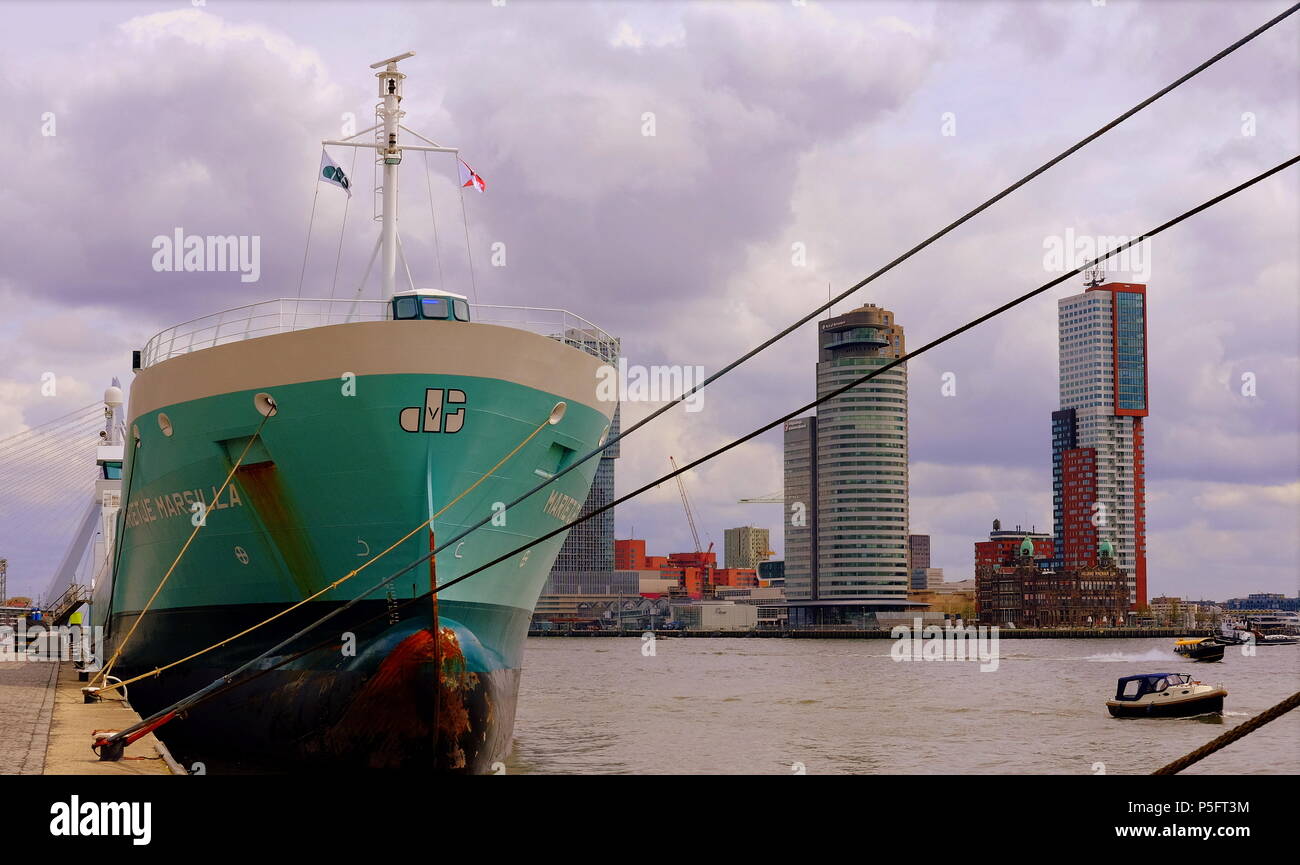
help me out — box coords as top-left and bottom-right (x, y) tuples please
(0, 0), (1296, 602)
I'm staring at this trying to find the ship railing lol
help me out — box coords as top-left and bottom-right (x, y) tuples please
(46, 582), (90, 627)
(140, 298), (619, 367)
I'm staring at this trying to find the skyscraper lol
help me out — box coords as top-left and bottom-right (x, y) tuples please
(782, 416), (817, 602)
(550, 399), (620, 575)
(1052, 281), (1148, 606)
(908, 534), (931, 571)
(783, 303), (914, 626)
(724, 525), (771, 569)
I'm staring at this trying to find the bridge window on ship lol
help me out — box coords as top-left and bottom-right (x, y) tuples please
(393, 296), (419, 320)
(421, 297), (449, 319)
(452, 299), (471, 321)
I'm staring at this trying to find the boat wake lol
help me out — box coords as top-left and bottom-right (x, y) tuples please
(1084, 648), (1178, 663)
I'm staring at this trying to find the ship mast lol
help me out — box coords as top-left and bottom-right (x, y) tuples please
(322, 52), (458, 298)
(375, 54), (406, 297)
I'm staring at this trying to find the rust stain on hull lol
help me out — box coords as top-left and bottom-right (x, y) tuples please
(320, 627), (488, 770)
(234, 460), (325, 598)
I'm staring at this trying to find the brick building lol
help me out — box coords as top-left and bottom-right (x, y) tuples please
(976, 538), (1130, 627)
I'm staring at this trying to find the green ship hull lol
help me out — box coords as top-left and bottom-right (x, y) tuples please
(103, 319), (612, 771)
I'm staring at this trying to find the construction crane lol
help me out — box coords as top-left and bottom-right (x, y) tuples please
(668, 456), (704, 554)
(738, 491), (782, 504)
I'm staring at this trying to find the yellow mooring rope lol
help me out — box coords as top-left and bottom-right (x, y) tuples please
(92, 410), (274, 688)
(92, 409), (554, 696)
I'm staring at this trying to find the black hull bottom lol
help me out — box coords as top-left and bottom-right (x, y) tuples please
(106, 599), (527, 773)
(1107, 693), (1225, 719)
(1175, 646), (1225, 663)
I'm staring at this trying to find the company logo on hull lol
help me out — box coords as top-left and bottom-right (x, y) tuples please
(400, 388), (467, 434)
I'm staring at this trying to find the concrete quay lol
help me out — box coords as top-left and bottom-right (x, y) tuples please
(0, 660), (181, 775)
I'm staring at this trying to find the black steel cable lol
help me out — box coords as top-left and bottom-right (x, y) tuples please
(429, 155), (1300, 597)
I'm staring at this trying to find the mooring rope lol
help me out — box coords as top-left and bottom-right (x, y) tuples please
(1152, 690), (1300, 775)
(92, 407), (556, 698)
(92, 410), (274, 687)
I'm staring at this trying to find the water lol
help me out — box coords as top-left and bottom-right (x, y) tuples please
(506, 637), (1300, 775)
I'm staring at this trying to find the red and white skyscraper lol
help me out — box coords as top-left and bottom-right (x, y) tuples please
(1052, 281), (1148, 607)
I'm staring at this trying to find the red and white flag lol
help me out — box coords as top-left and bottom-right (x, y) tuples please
(458, 159), (486, 192)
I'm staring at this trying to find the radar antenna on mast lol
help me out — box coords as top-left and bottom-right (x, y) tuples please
(369, 51), (416, 69)
(1083, 263), (1106, 287)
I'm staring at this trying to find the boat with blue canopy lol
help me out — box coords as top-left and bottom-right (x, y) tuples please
(1106, 673), (1226, 718)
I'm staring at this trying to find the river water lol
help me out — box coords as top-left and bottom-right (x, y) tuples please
(506, 637), (1300, 775)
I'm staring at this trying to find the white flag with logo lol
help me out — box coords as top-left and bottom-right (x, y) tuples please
(319, 150), (352, 197)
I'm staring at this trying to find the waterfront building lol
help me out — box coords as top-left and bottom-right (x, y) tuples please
(910, 567), (945, 590)
(532, 594), (671, 630)
(783, 416), (818, 601)
(668, 601), (758, 631)
(540, 570), (639, 596)
(713, 567), (759, 588)
(613, 540), (733, 598)
(664, 550), (717, 598)
(714, 585), (788, 628)
(1222, 594), (1300, 612)
(614, 538), (646, 570)
(1148, 596), (1210, 629)
(783, 304), (920, 627)
(975, 519), (1053, 568)
(905, 588), (974, 621)
(1052, 282), (1148, 606)
(532, 568), (647, 628)
(758, 559), (785, 588)
(637, 575), (679, 595)
(536, 399), (625, 630)
(908, 534), (930, 572)
(550, 403), (620, 575)
(975, 538), (1130, 627)
(724, 525), (772, 569)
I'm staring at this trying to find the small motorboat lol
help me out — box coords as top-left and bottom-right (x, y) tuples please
(1174, 637), (1225, 662)
(1106, 673), (1227, 718)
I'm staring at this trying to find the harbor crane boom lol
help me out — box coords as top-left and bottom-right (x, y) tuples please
(668, 456), (703, 554)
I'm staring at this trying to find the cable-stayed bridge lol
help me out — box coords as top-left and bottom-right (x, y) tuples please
(0, 401), (111, 609)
